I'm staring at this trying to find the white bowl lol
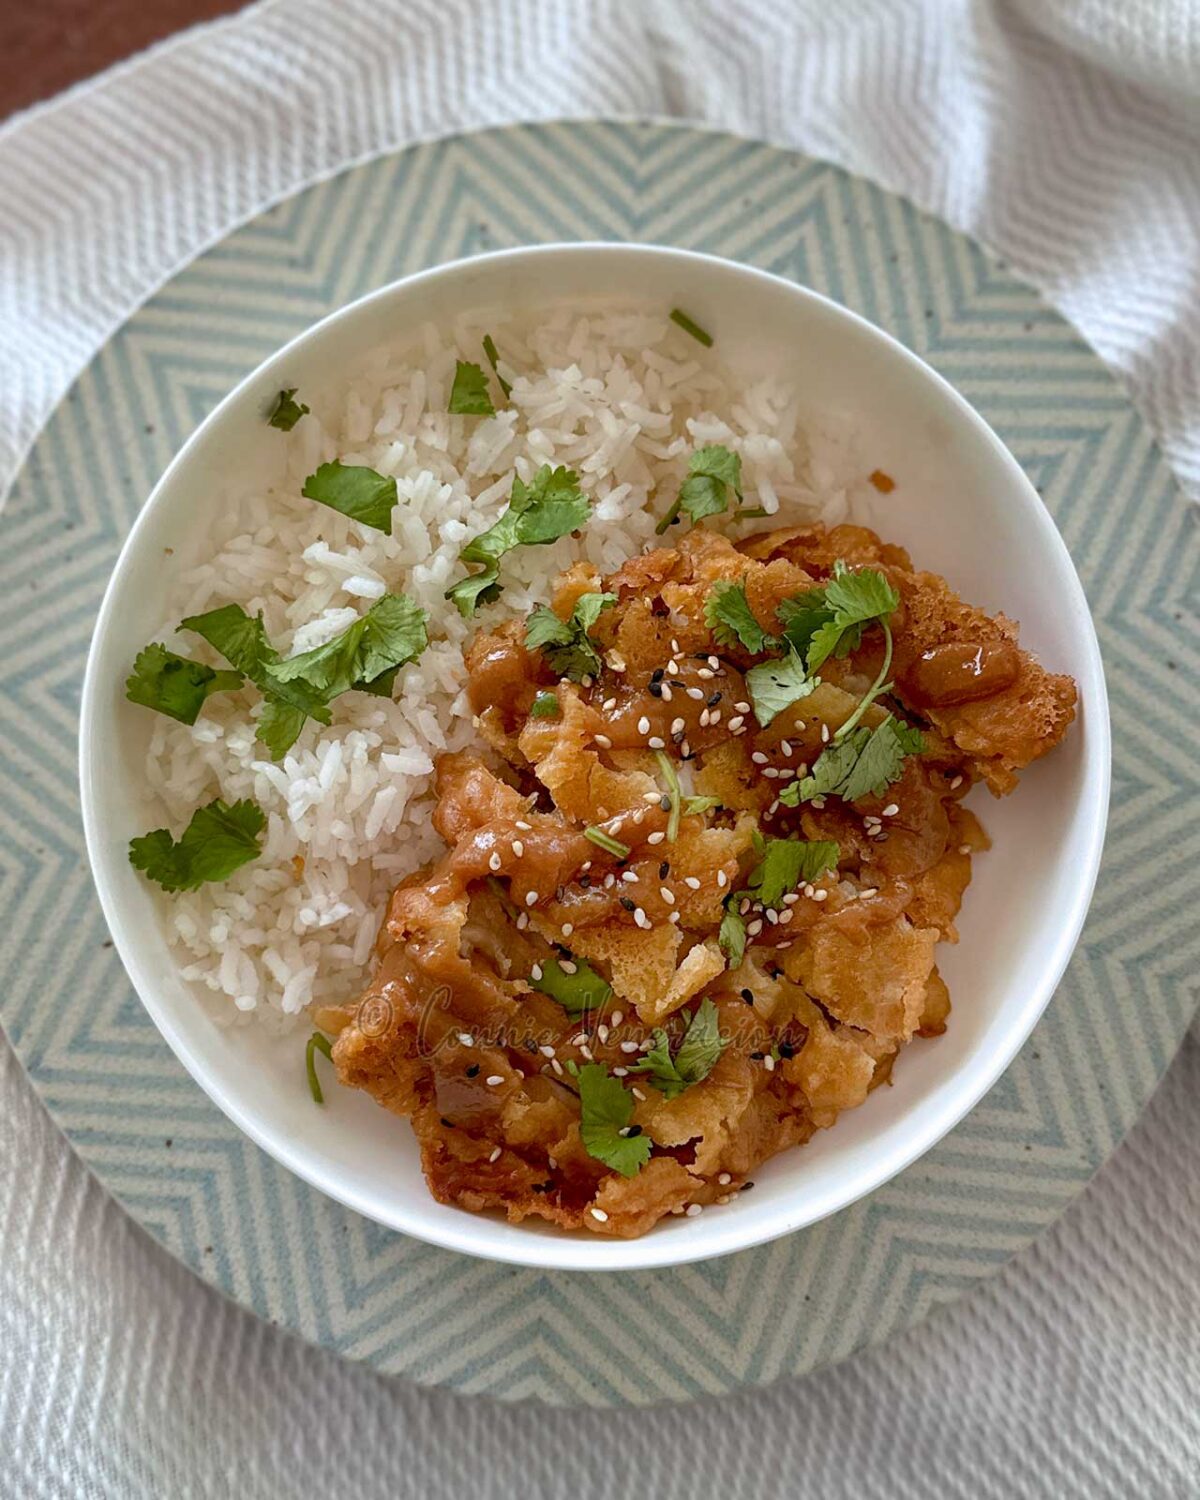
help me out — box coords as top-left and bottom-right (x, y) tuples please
(80, 244), (1110, 1272)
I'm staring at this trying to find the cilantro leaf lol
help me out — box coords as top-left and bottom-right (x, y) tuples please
(801, 564), (900, 674)
(745, 648), (819, 727)
(656, 444), (744, 534)
(449, 359), (495, 416)
(129, 798), (266, 892)
(482, 334), (512, 398)
(777, 586), (832, 658)
(180, 604), (331, 758)
(447, 465), (591, 616)
(745, 835), (839, 907)
(530, 690), (560, 719)
(267, 388), (309, 431)
(529, 956), (612, 1017)
(266, 594), (428, 701)
(301, 462), (398, 533)
(125, 644), (243, 725)
(704, 579), (777, 654)
(525, 592), (616, 682)
(719, 903), (747, 967)
(576, 1063), (651, 1176)
(682, 794), (721, 815)
(630, 998), (727, 1099)
(782, 716), (925, 806)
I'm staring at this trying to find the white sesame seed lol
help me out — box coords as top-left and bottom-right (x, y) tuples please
(515, 819), (531, 831)
(643, 791), (663, 806)
(611, 1010), (624, 1027)
(622, 870), (639, 883)
(581, 861), (592, 871)
(594, 734), (612, 750)
(728, 715), (745, 731)
(820, 723), (830, 742)
(735, 701), (751, 714)
(681, 740), (691, 757)
(604, 873), (615, 889)
(525, 891), (538, 906)
(707, 655), (720, 670)
(685, 1203), (703, 1217)
(950, 775), (963, 790)
(716, 1194), (734, 1205)
(812, 889), (829, 902)
(661, 683), (673, 702)
(581, 676), (593, 689)
(579, 1044), (594, 1061)
(597, 1024), (610, 1043)
(751, 751), (769, 765)
(561, 922), (574, 938)
(882, 803), (899, 818)
(637, 715), (651, 736)
(687, 686), (705, 701)
(783, 892), (800, 904)
(710, 709), (722, 725)
(768, 799), (780, 815)
(512, 839), (524, 857)
(779, 909), (793, 924)
(551, 1058), (564, 1075)
(591, 1207), (609, 1222)
(531, 963), (543, 981)
(612, 1066), (628, 1077)
(489, 852), (502, 871)
(781, 740), (792, 756)
(671, 639), (681, 653)
(489, 1146), (502, 1163)
(766, 909), (779, 925)
(669, 910), (681, 923)
(560, 960), (578, 974)
(647, 830), (665, 845)
(698, 709), (710, 728)
(486, 1075), (504, 1087)
(632, 1087), (646, 1101)
(661, 887), (676, 905)
(684, 876), (701, 890)
(516, 912), (529, 930)
(458, 1033), (475, 1047)
(666, 659), (679, 674)
(860, 887), (878, 898)
(718, 1172), (732, 1185)
(540, 1045), (556, 1058)
(603, 697), (617, 712)
(670, 717), (686, 735)
(747, 919), (763, 936)
(698, 667), (715, 680)
(763, 1054), (776, 1072)
(634, 908), (651, 928)
(548, 1156), (557, 1169)
(717, 870), (728, 888)
(762, 767), (780, 779)
(959, 843), (971, 855)
(620, 1040), (639, 1054)
(811, 796), (826, 809)
(648, 735), (666, 749)
(571, 1033), (587, 1046)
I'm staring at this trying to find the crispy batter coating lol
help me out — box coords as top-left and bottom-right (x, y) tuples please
(333, 522), (1076, 1236)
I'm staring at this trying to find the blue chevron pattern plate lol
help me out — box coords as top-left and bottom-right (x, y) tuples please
(3, 122), (1196, 1407)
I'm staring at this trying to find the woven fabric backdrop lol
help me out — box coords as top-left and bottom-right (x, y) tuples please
(2, 0), (1198, 1494)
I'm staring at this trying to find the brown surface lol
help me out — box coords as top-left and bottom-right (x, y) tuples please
(1, 0), (248, 120)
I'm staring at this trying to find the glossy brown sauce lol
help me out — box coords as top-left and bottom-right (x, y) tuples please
(901, 641), (1020, 707)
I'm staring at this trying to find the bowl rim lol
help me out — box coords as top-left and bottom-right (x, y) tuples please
(79, 241), (1111, 1272)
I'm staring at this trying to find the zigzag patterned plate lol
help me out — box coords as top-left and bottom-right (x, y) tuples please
(2, 122), (1196, 1407)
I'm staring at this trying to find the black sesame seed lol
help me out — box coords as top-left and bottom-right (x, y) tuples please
(740, 1181), (755, 1192)
(626, 1124), (643, 1138)
(619, 896), (636, 912)
(740, 988), (754, 1004)
(648, 682), (663, 698)
(750, 1050), (765, 1060)
(670, 679), (687, 689)
(440, 1118), (454, 1129)
(672, 729), (686, 744)
(778, 1042), (795, 1059)
(707, 691), (722, 707)
(650, 668), (665, 684)
(579, 875), (592, 888)
(466, 1065), (480, 1078)
(524, 1039), (538, 1055)
(660, 794), (672, 811)
(658, 861), (669, 879)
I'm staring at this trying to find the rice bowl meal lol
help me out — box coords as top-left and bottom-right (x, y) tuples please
(121, 302), (1077, 1238)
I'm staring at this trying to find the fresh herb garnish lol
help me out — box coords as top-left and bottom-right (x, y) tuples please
(268, 388), (309, 431)
(125, 644), (243, 725)
(481, 334), (512, 398)
(669, 308), (714, 347)
(449, 359), (496, 416)
(655, 445), (744, 534)
(529, 956), (612, 1016)
(745, 648), (819, 727)
(525, 592), (616, 682)
(780, 715), (925, 806)
(446, 464), (591, 616)
(583, 825), (631, 860)
(718, 902), (747, 966)
(744, 834), (839, 907)
(306, 1031), (333, 1104)
(530, 690), (560, 719)
(129, 797), (266, 892)
(682, 794), (721, 815)
(266, 593), (428, 702)
(629, 997), (727, 1099)
(654, 750), (683, 842)
(576, 1063), (652, 1176)
(704, 579), (778, 654)
(301, 461), (398, 533)
(180, 604), (332, 758)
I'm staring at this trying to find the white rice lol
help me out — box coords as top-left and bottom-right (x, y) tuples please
(140, 304), (875, 1030)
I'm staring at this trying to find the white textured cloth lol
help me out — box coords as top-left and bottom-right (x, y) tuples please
(1, 0), (1198, 1494)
